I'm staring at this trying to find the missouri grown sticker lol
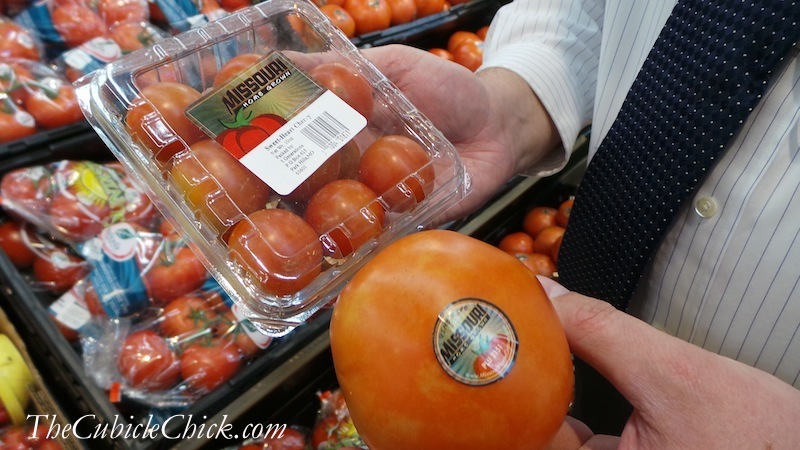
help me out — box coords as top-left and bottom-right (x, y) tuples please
(187, 51), (367, 195)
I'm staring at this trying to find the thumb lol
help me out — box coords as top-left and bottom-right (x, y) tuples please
(536, 276), (706, 406)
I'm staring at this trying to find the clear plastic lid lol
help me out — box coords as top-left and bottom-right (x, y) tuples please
(75, 0), (468, 336)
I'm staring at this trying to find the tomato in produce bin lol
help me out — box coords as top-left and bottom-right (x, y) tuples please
(180, 338), (242, 392)
(117, 329), (181, 391)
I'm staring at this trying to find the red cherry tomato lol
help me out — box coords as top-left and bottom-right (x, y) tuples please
(304, 179), (385, 258)
(0, 220), (37, 268)
(213, 53), (262, 87)
(23, 82), (84, 130)
(118, 330), (181, 391)
(51, 4), (108, 47)
(171, 139), (272, 233)
(0, 20), (40, 60)
(357, 134), (434, 211)
(227, 209), (322, 296)
(160, 295), (219, 338)
(283, 151), (341, 204)
(308, 62), (374, 120)
(143, 246), (208, 304)
(180, 339), (242, 392)
(33, 247), (90, 293)
(125, 82), (206, 165)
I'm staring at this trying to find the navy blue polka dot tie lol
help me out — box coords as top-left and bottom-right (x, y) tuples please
(557, 0), (800, 311)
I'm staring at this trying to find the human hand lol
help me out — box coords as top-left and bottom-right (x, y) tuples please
(537, 276), (800, 449)
(360, 44), (560, 220)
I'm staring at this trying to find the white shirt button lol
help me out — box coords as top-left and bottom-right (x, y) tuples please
(694, 196), (718, 218)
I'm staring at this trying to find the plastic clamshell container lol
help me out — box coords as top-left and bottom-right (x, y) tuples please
(75, 0), (468, 336)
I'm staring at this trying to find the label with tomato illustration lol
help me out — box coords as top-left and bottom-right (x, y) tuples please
(187, 51), (367, 195)
(433, 298), (518, 386)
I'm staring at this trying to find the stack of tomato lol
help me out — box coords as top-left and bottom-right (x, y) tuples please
(427, 26), (487, 71)
(0, 401), (65, 450)
(494, 197), (573, 278)
(314, 0), (463, 39)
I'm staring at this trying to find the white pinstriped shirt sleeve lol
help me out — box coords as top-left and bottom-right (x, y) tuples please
(480, 0), (800, 389)
(479, 0), (603, 176)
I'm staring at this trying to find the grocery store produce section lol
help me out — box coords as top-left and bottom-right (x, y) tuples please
(0, 0), (589, 448)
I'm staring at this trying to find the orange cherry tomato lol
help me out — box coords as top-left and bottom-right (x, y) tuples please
(476, 25), (489, 40)
(556, 197), (574, 228)
(515, 252), (557, 277)
(452, 39), (483, 71)
(522, 206), (557, 238)
(386, 0), (417, 25)
(446, 30), (481, 54)
(497, 231), (534, 255)
(321, 4), (357, 38)
(533, 225), (566, 256)
(213, 53), (262, 87)
(343, 0), (391, 35)
(428, 47), (454, 61)
(413, 0), (444, 17)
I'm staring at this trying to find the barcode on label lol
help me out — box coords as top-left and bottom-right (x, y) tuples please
(299, 111), (349, 149)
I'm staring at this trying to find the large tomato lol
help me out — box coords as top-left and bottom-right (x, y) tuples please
(48, 190), (111, 242)
(33, 247), (90, 293)
(227, 208), (322, 296)
(303, 179), (384, 258)
(171, 139), (271, 233)
(0, 165), (53, 219)
(308, 62), (374, 120)
(330, 229), (574, 450)
(180, 339), (242, 392)
(0, 20), (40, 60)
(118, 330), (181, 391)
(342, 0), (391, 36)
(159, 294), (219, 338)
(51, 4), (108, 47)
(23, 82), (84, 130)
(357, 134), (434, 211)
(108, 22), (161, 54)
(0, 107), (36, 143)
(96, 0), (148, 27)
(143, 245), (208, 304)
(125, 82), (206, 165)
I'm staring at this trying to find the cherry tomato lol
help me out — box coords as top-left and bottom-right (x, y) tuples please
(497, 231), (534, 255)
(556, 197), (573, 228)
(0, 20), (40, 60)
(515, 252), (557, 277)
(386, 0), (416, 25)
(551, 234), (563, 265)
(413, 0), (444, 17)
(227, 209), (322, 296)
(283, 151), (341, 204)
(23, 82), (84, 129)
(0, 107), (37, 143)
(304, 179), (385, 258)
(49, 190), (111, 242)
(476, 25), (489, 40)
(533, 225), (566, 256)
(171, 139), (272, 233)
(260, 427), (307, 450)
(160, 295), (219, 338)
(446, 30), (482, 54)
(213, 53), (262, 87)
(118, 330), (181, 391)
(0, 165), (53, 218)
(451, 39), (483, 72)
(180, 339), (242, 392)
(308, 62), (374, 120)
(109, 22), (161, 54)
(428, 47), (454, 61)
(342, 0), (391, 36)
(96, 0), (148, 27)
(522, 206), (557, 238)
(330, 230), (573, 450)
(143, 245), (208, 304)
(0, 220), (37, 268)
(357, 134), (434, 212)
(33, 247), (90, 293)
(51, 4), (108, 47)
(321, 4), (356, 38)
(125, 82), (206, 165)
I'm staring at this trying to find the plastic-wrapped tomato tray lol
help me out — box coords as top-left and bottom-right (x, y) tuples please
(76, 0), (470, 337)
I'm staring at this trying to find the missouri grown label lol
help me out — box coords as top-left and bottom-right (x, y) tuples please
(433, 298), (518, 386)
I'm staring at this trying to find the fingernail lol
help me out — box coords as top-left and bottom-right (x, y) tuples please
(536, 275), (570, 298)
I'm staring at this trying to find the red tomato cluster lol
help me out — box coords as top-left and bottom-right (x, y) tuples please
(117, 293), (269, 395)
(0, 409), (65, 450)
(48, 0), (153, 50)
(0, 59), (84, 143)
(127, 59), (435, 298)
(427, 26), (487, 71)
(495, 197), (573, 278)
(0, 16), (42, 61)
